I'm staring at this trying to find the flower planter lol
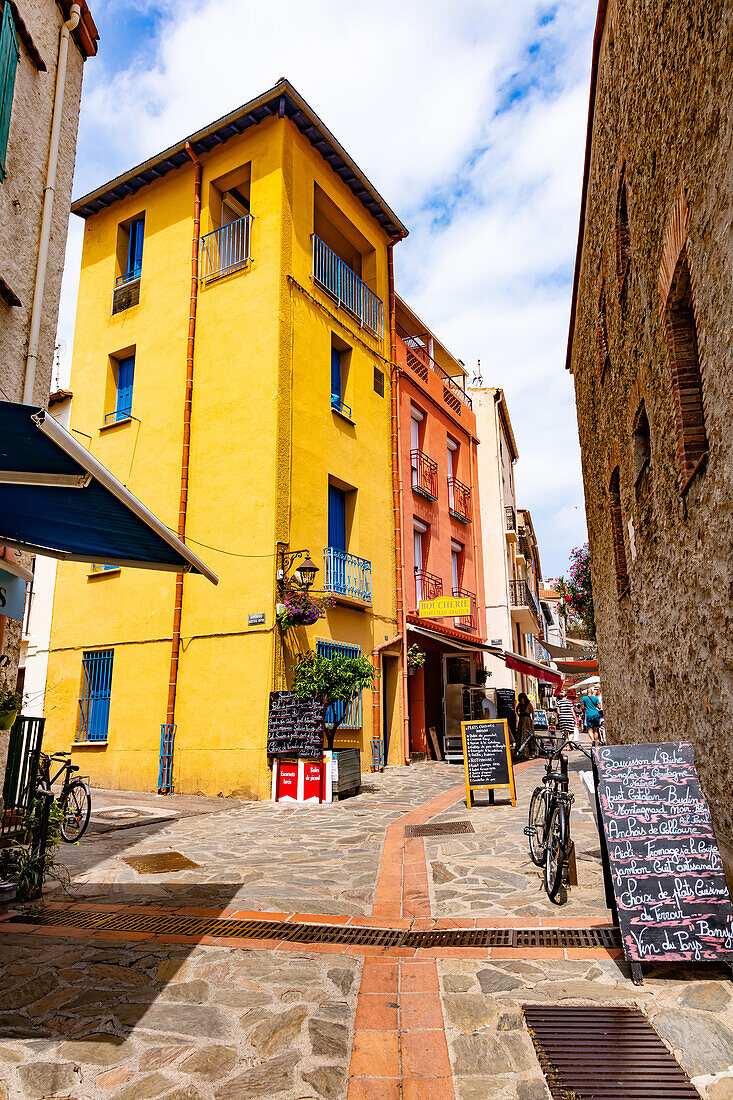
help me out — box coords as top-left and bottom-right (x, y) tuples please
(0, 708), (19, 731)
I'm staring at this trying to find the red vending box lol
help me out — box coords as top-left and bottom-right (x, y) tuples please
(276, 760), (298, 801)
(303, 759), (324, 803)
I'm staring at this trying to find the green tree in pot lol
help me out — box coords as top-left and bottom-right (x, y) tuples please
(0, 689), (22, 731)
(291, 650), (377, 751)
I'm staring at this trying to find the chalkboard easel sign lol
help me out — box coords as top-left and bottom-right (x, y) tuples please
(460, 719), (516, 808)
(594, 741), (733, 985)
(267, 691), (325, 758)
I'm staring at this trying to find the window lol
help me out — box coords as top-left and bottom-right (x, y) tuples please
(90, 564), (119, 574)
(113, 215), (145, 313)
(0, 3), (19, 180)
(616, 173), (630, 290)
(413, 518), (428, 603)
(77, 650), (114, 743)
(410, 407), (424, 488)
(447, 437), (458, 508)
(201, 165), (252, 279)
(631, 402), (651, 483)
(597, 280), (610, 379)
(330, 337), (352, 417)
(373, 367), (384, 397)
(608, 467), (629, 596)
(106, 353), (135, 423)
(664, 248), (707, 489)
(316, 639), (363, 729)
(328, 484), (347, 551)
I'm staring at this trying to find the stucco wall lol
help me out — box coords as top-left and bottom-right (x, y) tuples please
(569, 1), (733, 850)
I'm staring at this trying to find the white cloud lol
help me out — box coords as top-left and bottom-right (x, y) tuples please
(58, 0), (597, 574)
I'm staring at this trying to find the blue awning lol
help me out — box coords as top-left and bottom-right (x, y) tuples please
(0, 401), (217, 583)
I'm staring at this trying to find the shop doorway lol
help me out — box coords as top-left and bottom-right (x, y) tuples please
(382, 654), (399, 764)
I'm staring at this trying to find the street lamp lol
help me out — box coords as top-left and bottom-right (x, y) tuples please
(294, 555), (319, 590)
(277, 548), (320, 592)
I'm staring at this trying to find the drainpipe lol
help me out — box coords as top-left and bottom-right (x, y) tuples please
(163, 142), (201, 768)
(22, 4), (81, 405)
(371, 634), (401, 771)
(387, 238), (411, 766)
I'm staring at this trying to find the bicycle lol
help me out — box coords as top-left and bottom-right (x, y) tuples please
(37, 751), (92, 843)
(523, 738), (591, 902)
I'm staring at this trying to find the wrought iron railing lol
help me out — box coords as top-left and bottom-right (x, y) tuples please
(396, 324), (472, 410)
(415, 569), (442, 604)
(324, 548), (372, 602)
(509, 579), (541, 623)
(317, 639), (362, 729)
(411, 449), (438, 500)
(312, 235), (384, 338)
(448, 477), (471, 523)
(1, 716), (44, 842)
(505, 505), (517, 532)
(331, 395), (353, 418)
(452, 587), (476, 631)
(200, 215), (253, 279)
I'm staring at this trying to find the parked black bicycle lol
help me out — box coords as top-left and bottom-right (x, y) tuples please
(523, 737), (591, 902)
(36, 751), (92, 842)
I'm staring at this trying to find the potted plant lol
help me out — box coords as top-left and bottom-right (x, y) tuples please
(406, 644), (425, 676)
(276, 586), (333, 630)
(0, 689), (22, 731)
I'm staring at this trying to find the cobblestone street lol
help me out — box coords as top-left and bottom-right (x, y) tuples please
(2, 758), (733, 1099)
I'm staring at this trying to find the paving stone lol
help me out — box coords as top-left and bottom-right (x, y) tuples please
(452, 1032), (513, 1076)
(517, 1080), (551, 1100)
(706, 1080), (733, 1100)
(250, 1007), (307, 1056)
(501, 1030), (538, 1071)
(107, 1072), (171, 1100)
(17, 1062), (81, 1096)
(214, 1051), (294, 1097)
(443, 993), (498, 1032)
(159, 1088), (206, 1100)
(138, 1046), (192, 1072)
(5, 974), (59, 1010)
(443, 974), (477, 992)
(301, 1064), (347, 1099)
(0, 1049), (23, 1062)
(652, 1010), (733, 1076)
(476, 969), (522, 994)
(96, 1067), (134, 1091)
(58, 1035), (129, 1065)
(179, 1045), (238, 1078)
(308, 1018), (349, 1059)
(456, 1075), (514, 1098)
(114, 1003), (229, 1039)
(160, 980), (209, 1004)
(327, 968), (354, 995)
(680, 984), (732, 1012)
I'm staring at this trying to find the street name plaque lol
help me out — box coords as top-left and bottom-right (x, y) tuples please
(267, 691), (325, 758)
(460, 719), (516, 808)
(594, 741), (733, 982)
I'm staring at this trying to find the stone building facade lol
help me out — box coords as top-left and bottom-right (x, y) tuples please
(567, 0), (733, 860)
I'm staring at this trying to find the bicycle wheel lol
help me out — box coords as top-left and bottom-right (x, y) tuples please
(60, 780), (91, 842)
(544, 803), (567, 902)
(527, 787), (548, 866)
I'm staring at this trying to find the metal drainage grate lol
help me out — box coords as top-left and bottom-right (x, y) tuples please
(10, 908), (621, 953)
(523, 1005), (700, 1099)
(404, 821), (475, 838)
(122, 852), (199, 873)
(94, 808), (147, 820)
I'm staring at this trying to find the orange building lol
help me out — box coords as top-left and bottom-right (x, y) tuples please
(394, 297), (487, 761)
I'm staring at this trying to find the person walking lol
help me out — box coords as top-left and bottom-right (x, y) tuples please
(556, 692), (578, 744)
(579, 691), (603, 746)
(516, 692), (535, 754)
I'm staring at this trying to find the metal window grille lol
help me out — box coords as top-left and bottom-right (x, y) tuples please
(77, 650), (113, 743)
(312, 235), (384, 338)
(316, 639), (363, 729)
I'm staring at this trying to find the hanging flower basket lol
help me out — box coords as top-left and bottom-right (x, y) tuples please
(0, 691), (22, 731)
(276, 586), (334, 630)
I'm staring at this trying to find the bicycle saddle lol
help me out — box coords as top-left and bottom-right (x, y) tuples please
(546, 771), (567, 783)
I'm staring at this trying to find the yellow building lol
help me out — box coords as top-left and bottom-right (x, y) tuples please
(44, 80), (408, 798)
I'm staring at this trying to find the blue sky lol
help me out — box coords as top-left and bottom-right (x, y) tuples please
(57, 0), (597, 577)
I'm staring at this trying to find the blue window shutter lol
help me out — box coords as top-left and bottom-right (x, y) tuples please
(127, 217), (144, 277)
(331, 347), (341, 407)
(328, 485), (346, 551)
(116, 355), (135, 418)
(0, 4), (20, 180)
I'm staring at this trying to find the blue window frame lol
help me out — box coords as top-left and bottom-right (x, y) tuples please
(316, 638), (363, 729)
(331, 347), (342, 407)
(115, 354), (135, 420)
(0, 3), (20, 180)
(328, 484), (347, 551)
(77, 650), (114, 743)
(127, 216), (144, 279)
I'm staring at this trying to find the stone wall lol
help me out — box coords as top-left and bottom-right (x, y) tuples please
(569, 1), (733, 853)
(0, 0), (84, 405)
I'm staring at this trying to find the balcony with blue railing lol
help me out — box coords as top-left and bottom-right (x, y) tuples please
(312, 235), (384, 339)
(324, 547), (372, 605)
(200, 215), (253, 280)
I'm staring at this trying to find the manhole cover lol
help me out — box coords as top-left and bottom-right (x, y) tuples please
(95, 807), (147, 820)
(122, 852), (199, 873)
(405, 821), (474, 838)
(523, 1005), (700, 1098)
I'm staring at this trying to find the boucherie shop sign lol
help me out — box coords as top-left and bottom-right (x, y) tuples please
(594, 741), (733, 967)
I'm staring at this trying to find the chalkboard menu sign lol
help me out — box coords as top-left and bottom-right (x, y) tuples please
(594, 741), (733, 969)
(267, 692), (325, 758)
(460, 719), (516, 808)
(496, 688), (517, 742)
